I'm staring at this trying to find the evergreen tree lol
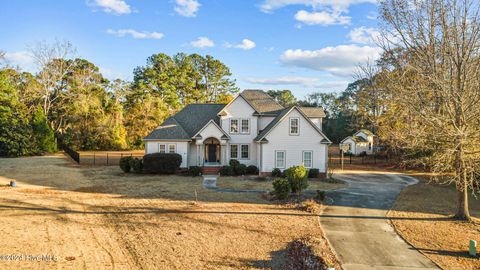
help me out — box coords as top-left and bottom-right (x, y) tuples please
(31, 106), (57, 153)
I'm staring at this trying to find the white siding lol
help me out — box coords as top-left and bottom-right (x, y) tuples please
(220, 96), (258, 166)
(261, 109), (328, 173)
(144, 141), (189, 168)
(196, 121), (225, 142)
(188, 142), (198, 166)
(342, 138), (356, 155)
(258, 116), (275, 130)
(310, 118), (322, 130)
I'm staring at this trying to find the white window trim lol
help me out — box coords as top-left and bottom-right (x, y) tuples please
(229, 119), (239, 134)
(275, 150), (286, 169)
(158, 143), (167, 153)
(230, 144), (239, 159)
(289, 117), (300, 135)
(302, 150), (313, 168)
(240, 144), (250, 159)
(168, 144), (177, 153)
(240, 119), (250, 134)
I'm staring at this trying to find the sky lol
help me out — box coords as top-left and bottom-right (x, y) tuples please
(0, 0), (381, 98)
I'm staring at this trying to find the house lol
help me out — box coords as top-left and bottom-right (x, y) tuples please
(340, 129), (375, 155)
(143, 90), (331, 175)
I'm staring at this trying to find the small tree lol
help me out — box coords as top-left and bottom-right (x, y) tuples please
(285, 165), (309, 195)
(31, 106), (56, 153)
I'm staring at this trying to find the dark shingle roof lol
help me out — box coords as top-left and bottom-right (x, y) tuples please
(144, 104), (225, 140)
(356, 129), (374, 136)
(240, 90), (284, 115)
(254, 107), (291, 141)
(299, 107), (326, 118)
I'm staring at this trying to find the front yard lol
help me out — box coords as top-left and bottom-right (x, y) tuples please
(388, 176), (480, 270)
(0, 155), (342, 269)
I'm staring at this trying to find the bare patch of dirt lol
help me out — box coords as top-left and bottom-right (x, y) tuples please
(388, 179), (480, 270)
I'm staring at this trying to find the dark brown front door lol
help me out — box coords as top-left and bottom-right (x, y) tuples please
(207, 144), (217, 162)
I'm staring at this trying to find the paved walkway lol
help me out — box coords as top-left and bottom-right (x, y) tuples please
(321, 171), (439, 270)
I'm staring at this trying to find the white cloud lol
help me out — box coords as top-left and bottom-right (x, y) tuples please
(190, 37), (214, 48)
(3, 51), (36, 71)
(106, 29), (164, 39)
(90, 0), (132, 15)
(347, 26), (380, 44)
(245, 76), (348, 89)
(259, 0), (376, 13)
(280, 45), (381, 77)
(294, 10), (350, 25)
(224, 39), (256, 50)
(174, 0), (200, 17)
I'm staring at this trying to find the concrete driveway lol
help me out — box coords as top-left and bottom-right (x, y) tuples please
(321, 171), (440, 270)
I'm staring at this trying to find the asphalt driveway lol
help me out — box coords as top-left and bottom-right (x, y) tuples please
(321, 171), (440, 270)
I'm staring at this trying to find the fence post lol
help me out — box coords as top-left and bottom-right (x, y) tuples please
(93, 152), (96, 165)
(121, 153), (123, 159)
(349, 154), (352, 164)
(107, 153), (109, 165)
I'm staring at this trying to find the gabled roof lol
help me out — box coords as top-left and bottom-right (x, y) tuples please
(298, 107), (326, 118)
(192, 119), (230, 140)
(355, 129), (374, 137)
(240, 90), (284, 114)
(341, 135), (368, 143)
(144, 104), (225, 141)
(254, 106), (331, 144)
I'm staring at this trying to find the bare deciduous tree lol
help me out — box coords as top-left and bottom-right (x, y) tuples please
(379, 0), (480, 220)
(28, 39), (76, 128)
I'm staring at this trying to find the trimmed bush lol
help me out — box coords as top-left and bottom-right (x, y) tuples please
(308, 168), (319, 178)
(285, 237), (329, 270)
(143, 153), (182, 174)
(219, 165), (234, 176)
(130, 158), (143, 173)
(188, 166), (202, 177)
(119, 156), (133, 173)
(285, 165), (308, 194)
(246, 165), (259, 175)
(229, 159), (240, 168)
(271, 168), (282, 177)
(272, 178), (290, 200)
(236, 164), (247, 175)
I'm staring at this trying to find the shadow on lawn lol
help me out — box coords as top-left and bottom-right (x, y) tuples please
(415, 247), (478, 259)
(208, 249), (286, 270)
(318, 214), (453, 222)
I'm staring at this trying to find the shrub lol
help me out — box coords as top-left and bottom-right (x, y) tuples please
(143, 153), (182, 174)
(229, 159), (240, 168)
(272, 178), (290, 200)
(246, 165), (259, 175)
(308, 168), (319, 178)
(285, 165), (308, 194)
(188, 166), (202, 177)
(119, 156), (133, 173)
(130, 158), (143, 173)
(271, 168), (282, 177)
(285, 237), (329, 270)
(219, 165), (233, 176)
(315, 190), (326, 202)
(236, 164), (247, 175)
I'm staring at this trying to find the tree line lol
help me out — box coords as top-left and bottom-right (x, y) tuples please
(0, 42), (239, 155)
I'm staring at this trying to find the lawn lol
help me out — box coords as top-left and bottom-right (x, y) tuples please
(388, 177), (480, 270)
(0, 154), (341, 270)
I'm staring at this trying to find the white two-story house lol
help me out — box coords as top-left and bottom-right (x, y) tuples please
(144, 90), (331, 176)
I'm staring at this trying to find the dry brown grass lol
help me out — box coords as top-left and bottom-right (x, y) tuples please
(0, 155), (341, 270)
(388, 178), (480, 270)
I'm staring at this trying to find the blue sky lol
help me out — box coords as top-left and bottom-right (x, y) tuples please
(1, 0), (381, 98)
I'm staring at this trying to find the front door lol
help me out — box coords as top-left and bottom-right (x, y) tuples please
(207, 144), (217, 162)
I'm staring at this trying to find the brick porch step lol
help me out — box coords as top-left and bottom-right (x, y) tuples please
(202, 166), (221, 175)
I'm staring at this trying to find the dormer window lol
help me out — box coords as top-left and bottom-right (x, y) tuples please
(289, 117), (299, 135)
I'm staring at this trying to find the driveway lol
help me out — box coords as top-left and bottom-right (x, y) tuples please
(321, 171), (440, 270)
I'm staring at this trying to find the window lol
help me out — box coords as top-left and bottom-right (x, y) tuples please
(275, 151), (285, 168)
(289, 118), (299, 135)
(241, 119), (250, 134)
(230, 144), (238, 159)
(230, 119), (239, 134)
(303, 151), (313, 168)
(158, 144), (166, 153)
(168, 144), (176, 153)
(241, 144), (249, 159)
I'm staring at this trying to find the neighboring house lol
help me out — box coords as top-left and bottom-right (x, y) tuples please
(144, 90), (331, 175)
(340, 129), (375, 155)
